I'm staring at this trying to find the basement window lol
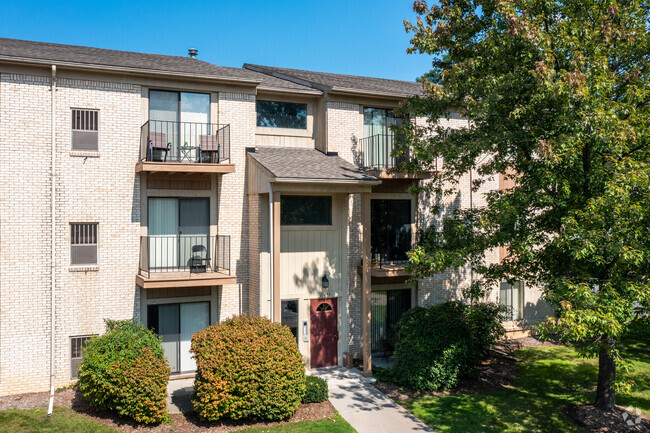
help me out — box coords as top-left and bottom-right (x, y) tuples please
(70, 335), (93, 379)
(70, 223), (98, 265)
(71, 109), (99, 151)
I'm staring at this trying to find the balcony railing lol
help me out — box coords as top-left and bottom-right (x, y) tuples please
(360, 133), (408, 170)
(359, 133), (442, 172)
(138, 235), (231, 278)
(140, 120), (230, 164)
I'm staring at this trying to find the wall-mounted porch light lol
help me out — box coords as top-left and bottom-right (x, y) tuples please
(322, 273), (329, 289)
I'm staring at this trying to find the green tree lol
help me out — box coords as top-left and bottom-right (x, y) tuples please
(398, 0), (650, 412)
(417, 54), (453, 83)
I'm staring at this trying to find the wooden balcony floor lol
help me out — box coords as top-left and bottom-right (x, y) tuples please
(136, 269), (236, 289)
(135, 161), (235, 174)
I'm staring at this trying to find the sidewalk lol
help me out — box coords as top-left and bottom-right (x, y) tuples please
(310, 367), (435, 433)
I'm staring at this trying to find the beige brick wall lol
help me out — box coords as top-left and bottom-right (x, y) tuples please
(217, 92), (256, 320)
(0, 72), (141, 395)
(325, 100), (364, 355)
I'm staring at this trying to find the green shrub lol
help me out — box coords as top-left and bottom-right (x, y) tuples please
(466, 302), (508, 356)
(77, 319), (170, 424)
(391, 301), (505, 391)
(392, 302), (474, 391)
(302, 376), (328, 403)
(191, 315), (306, 421)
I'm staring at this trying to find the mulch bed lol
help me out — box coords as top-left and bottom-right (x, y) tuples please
(0, 388), (336, 432)
(565, 404), (650, 433)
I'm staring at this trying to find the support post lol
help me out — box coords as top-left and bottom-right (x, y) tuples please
(361, 193), (372, 376)
(272, 191), (281, 322)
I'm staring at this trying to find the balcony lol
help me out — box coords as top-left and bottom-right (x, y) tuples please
(136, 235), (236, 289)
(135, 120), (235, 174)
(359, 133), (439, 179)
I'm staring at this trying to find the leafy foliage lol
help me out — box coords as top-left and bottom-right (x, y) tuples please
(77, 319), (170, 424)
(399, 0), (650, 410)
(391, 301), (505, 390)
(191, 315), (306, 421)
(302, 376), (329, 403)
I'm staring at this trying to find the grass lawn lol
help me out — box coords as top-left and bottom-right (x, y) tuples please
(239, 413), (356, 432)
(0, 407), (116, 433)
(0, 407), (355, 433)
(402, 326), (649, 433)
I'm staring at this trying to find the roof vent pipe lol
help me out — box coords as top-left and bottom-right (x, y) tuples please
(188, 48), (198, 58)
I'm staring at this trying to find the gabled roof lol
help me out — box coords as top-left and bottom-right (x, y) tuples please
(243, 63), (424, 98)
(248, 147), (379, 184)
(0, 37), (262, 84)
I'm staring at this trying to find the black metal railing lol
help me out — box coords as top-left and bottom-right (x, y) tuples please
(359, 133), (443, 172)
(138, 235), (231, 277)
(367, 232), (422, 269)
(139, 120), (230, 164)
(359, 133), (408, 170)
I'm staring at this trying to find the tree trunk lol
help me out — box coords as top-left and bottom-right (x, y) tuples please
(594, 336), (616, 412)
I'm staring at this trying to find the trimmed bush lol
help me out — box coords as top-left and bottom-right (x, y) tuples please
(391, 301), (506, 391)
(77, 319), (170, 424)
(392, 302), (474, 391)
(302, 376), (328, 403)
(191, 315), (306, 421)
(466, 302), (508, 356)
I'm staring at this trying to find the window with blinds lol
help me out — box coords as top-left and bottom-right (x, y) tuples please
(70, 223), (98, 265)
(71, 109), (99, 151)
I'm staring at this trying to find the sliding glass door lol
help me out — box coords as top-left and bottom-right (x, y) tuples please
(148, 302), (210, 373)
(148, 198), (209, 270)
(149, 90), (210, 162)
(363, 108), (403, 168)
(371, 289), (412, 352)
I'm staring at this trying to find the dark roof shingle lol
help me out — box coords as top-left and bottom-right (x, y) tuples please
(0, 37), (262, 82)
(244, 63), (424, 97)
(248, 147), (378, 183)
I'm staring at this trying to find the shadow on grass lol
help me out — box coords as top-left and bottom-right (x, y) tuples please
(403, 329), (650, 433)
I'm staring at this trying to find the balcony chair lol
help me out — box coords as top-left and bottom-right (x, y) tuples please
(189, 244), (210, 273)
(148, 131), (171, 162)
(199, 134), (220, 163)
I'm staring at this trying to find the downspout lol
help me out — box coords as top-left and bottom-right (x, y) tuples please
(468, 117), (475, 304)
(268, 187), (274, 322)
(469, 166), (474, 304)
(47, 65), (57, 417)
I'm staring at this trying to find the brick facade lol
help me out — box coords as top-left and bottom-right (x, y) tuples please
(0, 56), (549, 395)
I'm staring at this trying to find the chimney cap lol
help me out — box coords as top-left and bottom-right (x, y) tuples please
(188, 48), (198, 58)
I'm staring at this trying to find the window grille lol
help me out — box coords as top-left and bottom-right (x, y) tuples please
(71, 109), (99, 151)
(70, 223), (98, 265)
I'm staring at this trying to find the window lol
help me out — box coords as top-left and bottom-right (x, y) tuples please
(71, 109), (99, 151)
(371, 199), (412, 262)
(70, 223), (98, 265)
(281, 195), (332, 225)
(281, 300), (299, 343)
(257, 101), (307, 129)
(70, 335), (93, 379)
(500, 281), (525, 321)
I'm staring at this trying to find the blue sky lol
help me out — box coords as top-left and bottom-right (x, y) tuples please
(1, 0), (434, 82)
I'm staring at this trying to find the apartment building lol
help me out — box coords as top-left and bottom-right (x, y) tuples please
(0, 38), (552, 396)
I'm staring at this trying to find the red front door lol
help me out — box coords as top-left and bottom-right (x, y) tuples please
(310, 298), (338, 368)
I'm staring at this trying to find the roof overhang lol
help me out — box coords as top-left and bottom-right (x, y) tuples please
(247, 151), (380, 195)
(0, 55), (262, 86)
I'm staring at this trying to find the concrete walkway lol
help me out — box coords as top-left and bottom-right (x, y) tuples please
(310, 367), (435, 433)
(167, 377), (194, 414)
